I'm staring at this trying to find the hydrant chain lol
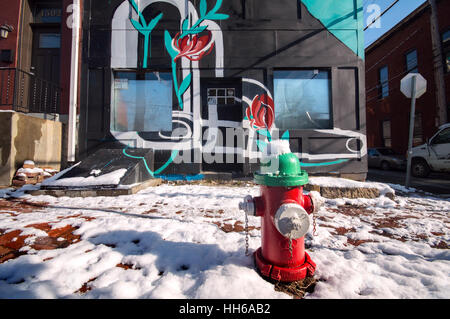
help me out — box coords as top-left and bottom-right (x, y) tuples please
(245, 210), (250, 256)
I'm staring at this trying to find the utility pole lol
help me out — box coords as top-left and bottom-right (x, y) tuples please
(428, 0), (447, 126)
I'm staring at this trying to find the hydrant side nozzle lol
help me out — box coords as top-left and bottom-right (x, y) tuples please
(307, 191), (324, 214)
(253, 196), (265, 217)
(239, 195), (256, 216)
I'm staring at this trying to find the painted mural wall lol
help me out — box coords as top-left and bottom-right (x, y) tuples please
(79, 0), (366, 179)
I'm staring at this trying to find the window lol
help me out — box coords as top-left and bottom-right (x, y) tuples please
(405, 49), (418, 73)
(382, 120), (391, 147)
(446, 51), (450, 73)
(378, 148), (395, 155)
(368, 149), (378, 156)
(413, 113), (423, 146)
(379, 66), (389, 98)
(442, 30), (450, 73)
(112, 71), (172, 132)
(207, 88), (236, 105)
(39, 33), (60, 49)
(431, 128), (450, 145)
(273, 69), (332, 129)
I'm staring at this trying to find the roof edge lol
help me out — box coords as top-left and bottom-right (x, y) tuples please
(365, 2), (429, 53)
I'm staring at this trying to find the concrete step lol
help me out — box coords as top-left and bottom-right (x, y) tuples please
(41, 148), (155, 190)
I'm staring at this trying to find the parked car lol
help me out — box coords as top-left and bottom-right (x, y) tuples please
(410, 123), (450, 177)
(368, 147), (406, 170)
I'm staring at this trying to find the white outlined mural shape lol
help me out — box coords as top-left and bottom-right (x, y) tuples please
(109, 0), (367, 169)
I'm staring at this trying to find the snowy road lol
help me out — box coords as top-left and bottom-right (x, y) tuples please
(0, 182), (449, 299)
(368, 168), (450, 196)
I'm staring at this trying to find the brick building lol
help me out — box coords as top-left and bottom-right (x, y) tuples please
(0, 0), (80, 186)
(365, 0), (450, 154)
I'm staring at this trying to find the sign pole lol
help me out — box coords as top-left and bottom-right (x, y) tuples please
(405, 75), (417, 189)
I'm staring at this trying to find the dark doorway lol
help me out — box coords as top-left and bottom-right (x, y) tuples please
(31, 26), (61, 84)
(201, 78), (244, 173)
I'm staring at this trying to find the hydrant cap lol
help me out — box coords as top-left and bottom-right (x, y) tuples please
(254, 153), (309, 187)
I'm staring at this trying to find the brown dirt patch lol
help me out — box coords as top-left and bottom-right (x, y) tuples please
(274, 276), (317, 299)
(369, 230), (408, 242)
(142, 208), (159, 214)
(0, 211), (19, 217)
(329, 204), (374, 217)
(372, 216), (404, 229)
(116, 263), (142, 270)
(75, 277), (97, 294)
(0, 199), (49, 214)
(320, 225), (356, 236)
(0, 230), (31, 263)
(431, 241), (448, 249)
(1, 221), (84, 263)
(347, 238), (377, 246)
(57, 214), (96, 222)
(213, 221), (260, 233)
(431, 232), (445, 236)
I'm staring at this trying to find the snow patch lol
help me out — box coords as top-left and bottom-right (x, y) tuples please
(43, 169), (127, 187)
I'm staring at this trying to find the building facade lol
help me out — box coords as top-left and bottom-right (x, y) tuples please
(365, 0), (450, 155)
(1, 0), (367, 185)
(78, 0), (367, 180)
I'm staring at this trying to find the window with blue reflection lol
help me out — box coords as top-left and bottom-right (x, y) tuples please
(39, 34), (60, 49)
(112, 72), (172, 132)
(274, 70), (332, 129)
(405, 49), (418, 73)
(379, 66), (389, 98)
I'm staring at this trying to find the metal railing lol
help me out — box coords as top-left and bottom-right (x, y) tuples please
(0, 67), (61, 118)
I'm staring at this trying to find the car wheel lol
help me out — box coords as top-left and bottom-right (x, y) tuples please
(411, 159), (430, 178)
(381, 161), (390, 170)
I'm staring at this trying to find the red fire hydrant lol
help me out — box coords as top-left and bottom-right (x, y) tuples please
(239, 151), (322, 282)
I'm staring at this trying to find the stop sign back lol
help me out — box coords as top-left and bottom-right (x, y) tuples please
(401, 73), (427, 98)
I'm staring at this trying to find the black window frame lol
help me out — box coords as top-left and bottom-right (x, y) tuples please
(272, 68), (333, 130)
(442, 29), (450, 73)
(111, 69), (175, 133)
(405, 49), (419, 74)
(379, 65), (389, 99)
(381, 119), (391, 148)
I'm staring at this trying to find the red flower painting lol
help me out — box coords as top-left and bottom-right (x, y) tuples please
(172, 31), (215, 62)
(246, 94), (275, 130)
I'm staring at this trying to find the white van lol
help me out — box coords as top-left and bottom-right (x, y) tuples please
(410, 123), (450, 177)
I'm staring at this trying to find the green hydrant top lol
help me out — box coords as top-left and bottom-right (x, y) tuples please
(254, 152), (309, 187)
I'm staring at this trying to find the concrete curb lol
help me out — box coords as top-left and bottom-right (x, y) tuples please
(26, 179), (163, 198)
(305, 184), (395, 200)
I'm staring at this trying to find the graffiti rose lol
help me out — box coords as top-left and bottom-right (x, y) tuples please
(246, 94), (275, 130)
(172, 31), (215, 62)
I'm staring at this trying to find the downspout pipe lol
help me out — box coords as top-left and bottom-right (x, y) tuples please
(67, 0), (81, 163)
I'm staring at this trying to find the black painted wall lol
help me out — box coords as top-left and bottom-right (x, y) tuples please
(78, 0), (367, 179)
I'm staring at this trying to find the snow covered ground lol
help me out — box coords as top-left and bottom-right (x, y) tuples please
(0, 181), (449, 299)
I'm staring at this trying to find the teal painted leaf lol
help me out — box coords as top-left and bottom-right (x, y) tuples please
(186, 25), (208, 35)
(211, 0), (223, 14)
(257, 129), (272, 141)
(130, 19), (143, 31)
(200, 0), (207, 17)
(281, 130), (290, 140)
(148, 12), (163, 31)
(182, 18), (189, 32)
(179, 73), (192, 96)
(164, 30), (178, 57)
(208, 13), (229, 20)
